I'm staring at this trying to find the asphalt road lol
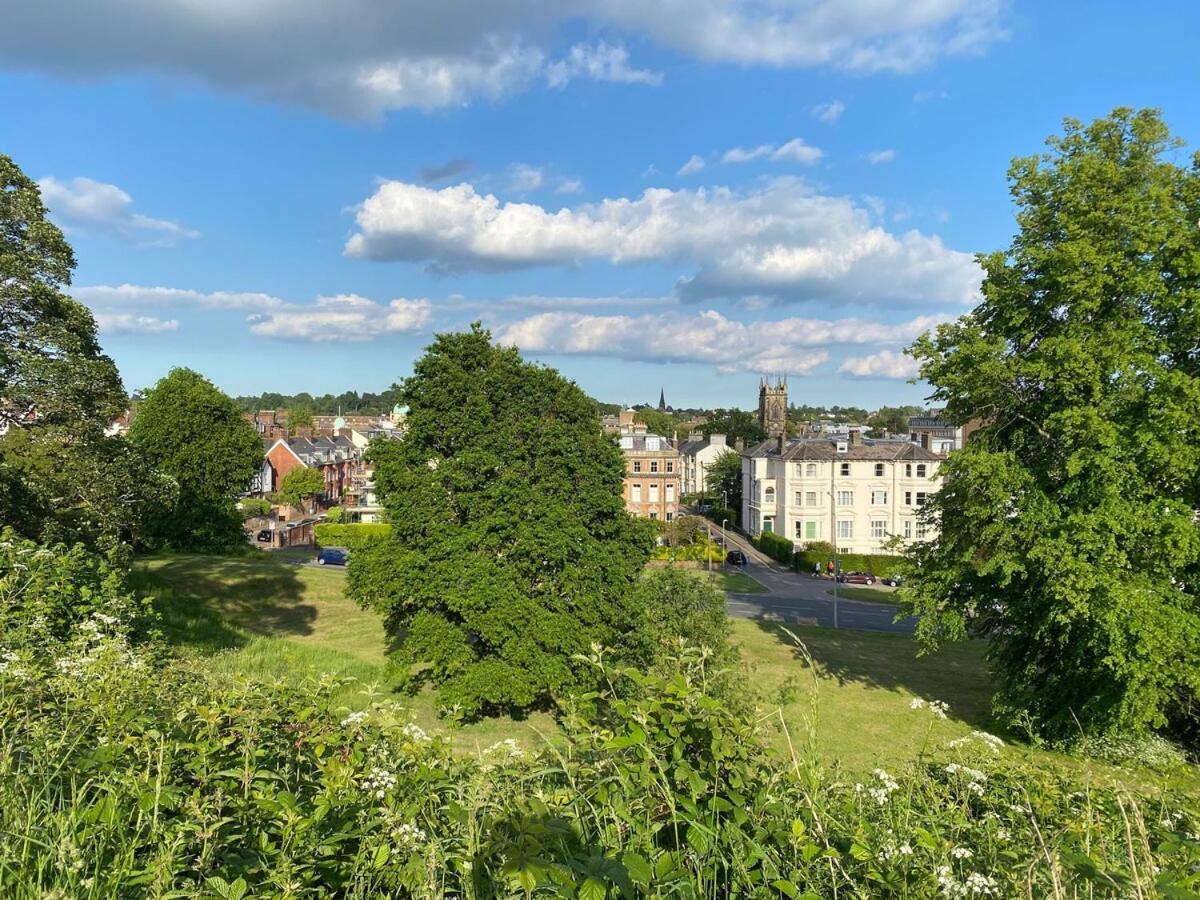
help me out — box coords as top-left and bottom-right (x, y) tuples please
(712, 524), (917, 634)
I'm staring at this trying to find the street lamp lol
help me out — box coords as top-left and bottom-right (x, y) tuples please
(828, 489), (839, 630)
(721, 518), (729, 569)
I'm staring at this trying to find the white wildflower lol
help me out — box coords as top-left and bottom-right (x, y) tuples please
(341, 711), (368, 727)
(399, 723), (430, 742)
(360, 767), (397, 799)
(484, 738), (523, 760)
(392, 822), (427, 849)
(950, 846), (974, 859)
(910, 698), (927, 709)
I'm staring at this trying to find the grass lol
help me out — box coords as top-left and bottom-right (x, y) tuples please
(827, 585), (899, 604)
(706, 570), (768, 593)
(131, 552), (1200, 790)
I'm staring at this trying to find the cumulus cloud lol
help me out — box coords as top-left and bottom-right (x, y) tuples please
(345, 178), (982, 306)
(720, 139), (821, 166)
(0, 1), (1007, 117)
(74, 283), (284, 312)
(497, 309), (944, 374)
(545, 40), (661, 88)
(37, 177), (198, 245)
(865, 148), (897, 164)
(812, 99), (845, 123)
(93, 313), (179, 334)
(838, 349), (920, 379)
(248, 294), (432, 342)
(677, 155), (706, 176)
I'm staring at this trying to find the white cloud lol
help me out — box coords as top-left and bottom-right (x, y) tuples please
(677, 154), (706, 176)
(865, 148), (897, 164)
(73, 283), (284, 312)
(497, 309), (944, 374)
(721, 144), (775, 165)
(248, 294), (432, 342)
(720, 139), (821, 166)
(556, 177), (584, 194)
(839, 349), (920, 379)
(545, 40), (661, 88)
(812, 99), (845, 123)
(37, 177), (198, 245)
(345, 177), (982, 306)
(0, 2), (1006, 117)
(93, 313), (179, 334)
(508, 163), (545, 192)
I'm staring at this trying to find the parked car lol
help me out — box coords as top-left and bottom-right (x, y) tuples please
(726, 549), (747, 567)
(316, 548), (349, 566)
(837, 570), (876, 585)
(881, 574), (905, 587)
(255, 529), (272, 542)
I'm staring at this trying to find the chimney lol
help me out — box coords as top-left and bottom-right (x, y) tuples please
(734, 437), (745, 452)
(848, 428), (862, 447)
(777, 433), (786, 454)
(709, 433), (726, 449)
(920, 432), (930, 451)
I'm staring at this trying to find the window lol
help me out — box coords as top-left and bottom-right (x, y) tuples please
(795, 491), (804, 506)
(840, 462), (850, 476)
(666, 512), (673, 522)
(633, 461), (642, 473)
(666, 461), (674, 473)
(805, 491), (818, 507)
(916, 521), (929, 538)
(806, 463), (816, 477)
(837, 490), (854, 505)
(836, 441), (848, 453)
(904, 491), (912, 506)
(631, 484), (642, 502)
(795, 520), (804, 538)
(871, 520), (887, 539)
(916, 464), (927, 477)
(905, 463), (912, 477)
(666, 484), (675, 501)
(837, 520), (853, 540)
(764, 486), (776, 503)
(649, 511), (658, 520)
(870, 489), (886, 505)
(805, 520), (817, 540)
(874, 463), (885, 477)
(650, 461), (659, 473)
(763, 517), (774, 534)
(649, 483), (659, 500)
(904, 519), (912, 538)
(915, 491), (927, 506)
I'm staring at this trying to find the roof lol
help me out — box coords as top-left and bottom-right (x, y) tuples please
(677, 438), (709, 455)
(745, 436), (943, 462)
(618, 432), (679, 454)
(908, 416), (957, 429)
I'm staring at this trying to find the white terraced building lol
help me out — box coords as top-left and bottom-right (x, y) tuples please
(741, 429), (943, 555)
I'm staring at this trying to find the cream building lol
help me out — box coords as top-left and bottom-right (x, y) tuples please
(741, 429), (942, 554)
(677, 432), (729, 496)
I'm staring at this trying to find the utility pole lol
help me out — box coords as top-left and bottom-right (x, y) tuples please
(721, 518), (729, 569)
(828, 488), (839, 630)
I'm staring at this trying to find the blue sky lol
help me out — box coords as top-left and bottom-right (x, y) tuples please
(2, 1), (1197, 409)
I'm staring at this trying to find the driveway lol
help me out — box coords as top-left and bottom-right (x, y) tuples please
(710, 522), (916, 634)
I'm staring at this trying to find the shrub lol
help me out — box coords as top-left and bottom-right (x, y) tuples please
(752, 530), (795, 565)
(313, 522), (393, 551)
(239, 497), (271, 518)
(325, 505), (344, 523)
(633, 567), (736, 674)
(794, 549), (905, 578)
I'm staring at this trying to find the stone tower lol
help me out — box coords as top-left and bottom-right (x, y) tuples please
(758, 376), (788, 438)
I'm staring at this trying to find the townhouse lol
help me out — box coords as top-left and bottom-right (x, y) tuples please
(676, 431), (729, 496)
(617, 426), (681, 522)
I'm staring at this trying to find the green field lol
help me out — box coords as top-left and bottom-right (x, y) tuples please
(706, 569), (768, 593)
(828, 585), (900, 604)
(132, 552), (1199, 789)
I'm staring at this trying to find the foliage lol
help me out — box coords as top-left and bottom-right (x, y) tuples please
(702, 409), (764, 446)
(866, 405), (926, 437)
(794, 549), (905, 579)
(705, 450), (744, 526)
(2, 631), (1198, 898)
(632, 567), (736, 675)
(234, 387), (404, 417)
(325, 505), (344, 523)
(313, 522), (393, 551)
(239, 497), (272, 518)
(285, 405), (315, 431)
(273, 465), (325, 510)
(753, 530), (795, 565)
(346, 325), (653, 717)
(129, 368), (265, 552)
(904, 109), (1200, 745)
(632, 407), (678, 438)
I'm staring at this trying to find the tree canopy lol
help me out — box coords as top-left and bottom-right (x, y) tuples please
(903, 109), (1200, 745)
(273, 466), (324, 511)
(347, 325), (653, 716)
(129, 368), (264, 551)
(702, 409), (764, 446)
(705, 450), (744, 525)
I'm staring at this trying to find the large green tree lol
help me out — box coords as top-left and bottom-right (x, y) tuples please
(904, 109), (1200, 745)
(703, 409), (764, 446)
(705, 450), (744, 526)
(347, 325), (653, 716)
(129, 368), (264, 551)
(273, 466), (324, 511)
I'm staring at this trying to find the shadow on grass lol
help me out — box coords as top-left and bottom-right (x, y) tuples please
(131, 553), (316, 652)
(747, 617), (999, 734)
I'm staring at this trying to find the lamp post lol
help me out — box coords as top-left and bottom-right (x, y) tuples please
(828, 489), (839, 630)
(721, 518), (729, 569)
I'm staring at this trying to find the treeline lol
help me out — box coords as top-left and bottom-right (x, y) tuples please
(233, 387), (404, 416)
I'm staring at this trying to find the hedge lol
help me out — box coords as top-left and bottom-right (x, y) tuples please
(793, 549), (905, 579)
(752, 530), (795, 565)
(313, 523), (393, 551)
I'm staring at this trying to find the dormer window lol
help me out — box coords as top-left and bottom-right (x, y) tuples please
(836, 441), (848, 453)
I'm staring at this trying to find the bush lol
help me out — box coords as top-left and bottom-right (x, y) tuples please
(794, 549), (905, 578)
(752, 530), (795, 565)
(324, 505), (344, 523)
(239, 497), (271, 518)
(633, 567), (736, 673)
(313, 522), (393, 551)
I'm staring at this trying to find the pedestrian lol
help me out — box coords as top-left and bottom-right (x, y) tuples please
(826, 559), (834, 577)
(812, 561), (821, 578)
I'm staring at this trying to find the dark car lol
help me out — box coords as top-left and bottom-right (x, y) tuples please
(881, 574), (905, 587)
(726, 549), (747, 567)
(316, 548), (349, 566)
(837, 570), (876, 585)
(255, 529), (272, 542)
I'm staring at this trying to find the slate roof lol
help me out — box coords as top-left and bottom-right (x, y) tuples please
(745, 436), (943, 461)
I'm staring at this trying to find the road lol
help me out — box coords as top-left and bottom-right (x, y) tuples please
(710, 522), (917, 634)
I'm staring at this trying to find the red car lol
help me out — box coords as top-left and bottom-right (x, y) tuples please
(836, 571), (876, 585)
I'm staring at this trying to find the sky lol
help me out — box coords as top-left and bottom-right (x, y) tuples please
(2, 1), (1197, 409)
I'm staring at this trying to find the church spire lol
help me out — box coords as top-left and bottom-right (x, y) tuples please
(658, 387), (666, 412)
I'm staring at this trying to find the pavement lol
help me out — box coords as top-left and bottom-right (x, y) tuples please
(709, 522), (917, 634)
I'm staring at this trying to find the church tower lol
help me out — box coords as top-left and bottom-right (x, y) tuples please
(758, 376), (788, 438)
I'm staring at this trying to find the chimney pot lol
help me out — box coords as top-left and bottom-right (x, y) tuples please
(848, 428), (862, 447)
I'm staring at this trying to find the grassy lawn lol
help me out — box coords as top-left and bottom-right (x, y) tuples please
(132, 552), (1199, 791)
(707, 570), (768, 593)
(827, 585), (899, 604)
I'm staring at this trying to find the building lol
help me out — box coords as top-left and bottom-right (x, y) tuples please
(907, 413), (982, 456)
(677, 431), (729, 496)
(741, 428), (942, 555)
(758, 376), (788, 437)
(617, 430), (681, 522)
(256, 434), (363, 510)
